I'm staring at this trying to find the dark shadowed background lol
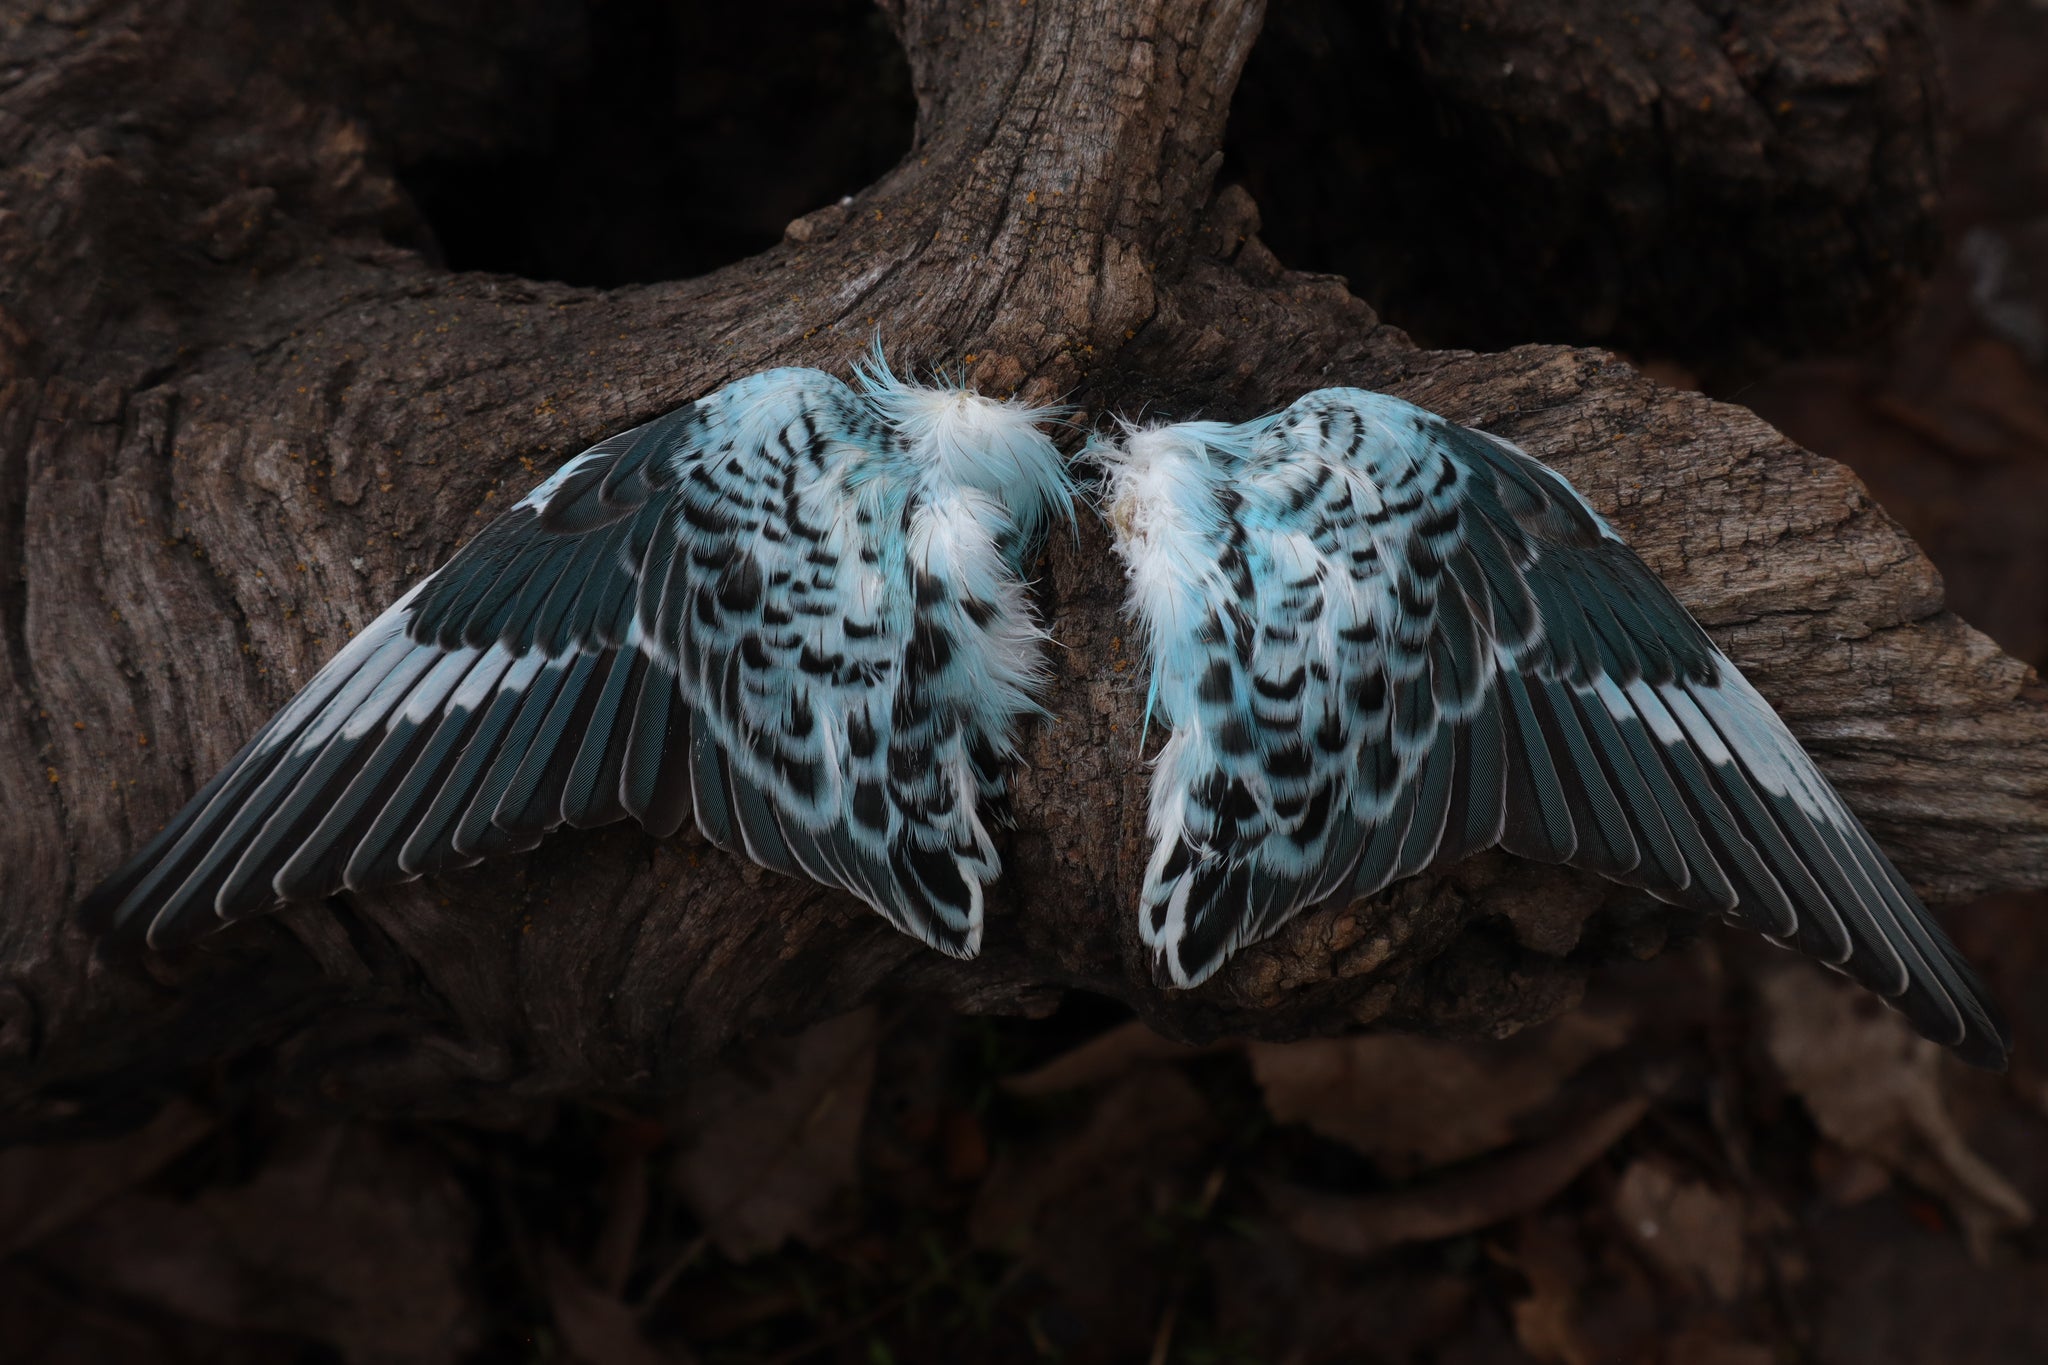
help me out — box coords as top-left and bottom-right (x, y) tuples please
(4, 0), (2047, 1361)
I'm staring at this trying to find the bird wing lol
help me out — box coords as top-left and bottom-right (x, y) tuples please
(83, 367), (1054, 958)
(1117, 389), (2008, 1068)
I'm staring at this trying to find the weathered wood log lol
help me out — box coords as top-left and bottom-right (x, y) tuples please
(2, 0), (2042, 1137)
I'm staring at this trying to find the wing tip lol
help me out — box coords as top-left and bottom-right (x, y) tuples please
(1150, 942), (1221, 992)
(926, 921), (983, 961)
(77, 856), (212, 956)
(1145, 857), (1250, 992)
(878, 891), (984, 962)
(1894, 971), (2011, 1072)
(1950, 1022), (2012, 1073)
(75, 874), (136, 939)
(1917, 951), (2012, 1072)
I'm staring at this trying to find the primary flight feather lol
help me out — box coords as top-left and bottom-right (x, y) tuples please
(82, 356), (1073, 960)
(1097, 388), (2009, 1069)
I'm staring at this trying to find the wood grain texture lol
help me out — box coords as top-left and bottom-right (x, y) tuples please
(1, 0), (2041, 1136)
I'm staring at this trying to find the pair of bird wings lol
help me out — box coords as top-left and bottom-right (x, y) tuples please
(80, 366), (2008, 1068)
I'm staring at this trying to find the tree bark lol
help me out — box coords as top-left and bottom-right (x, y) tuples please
(2, 0), (2043, 1137)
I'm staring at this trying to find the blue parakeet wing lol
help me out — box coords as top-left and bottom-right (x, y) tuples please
(82, 364), (1072, 960)
(1102, 389), (2008, 1069)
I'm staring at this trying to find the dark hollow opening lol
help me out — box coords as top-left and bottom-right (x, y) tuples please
(395, 0), (916, 288)
(1221, 6), (1572, 358)
(1220, 2), (1939, 381)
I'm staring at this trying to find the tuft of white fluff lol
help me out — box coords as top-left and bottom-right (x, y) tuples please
(855, 340), (1075, 549)
(1095, 425), (1224, 660)
(1089, 418), (1259, 725)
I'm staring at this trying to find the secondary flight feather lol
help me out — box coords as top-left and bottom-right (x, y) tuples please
(1096, 388), (2009, 1069)
(82, 354), (1072, 959)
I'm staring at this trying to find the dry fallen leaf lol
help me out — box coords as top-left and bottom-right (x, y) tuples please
(1262, 1097), (1650, 1259)
(542, 1246), (694, 1365)
(1246, 1009), (1634, 1176)
(1760, 967), (2031, 1257)
(30, 1122), (478, 1365)
(1495, 1217), (1597, 1365)
(669, 1006), (877, 1260)
(970, 1064), (1211, 1253)
(0, 1099), (214, 1257)
(1667, 1321), (1776, 1365)
(969, 1065), (1215, 1362)
(1612, 1157), (1748, 1302)
(1000, 1019), (1222, 1096)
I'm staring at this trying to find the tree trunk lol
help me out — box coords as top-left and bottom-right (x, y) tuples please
(3, 0), (2042, 1137)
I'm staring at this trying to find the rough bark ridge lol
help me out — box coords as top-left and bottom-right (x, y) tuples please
(2, 0), (2044, 1136)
